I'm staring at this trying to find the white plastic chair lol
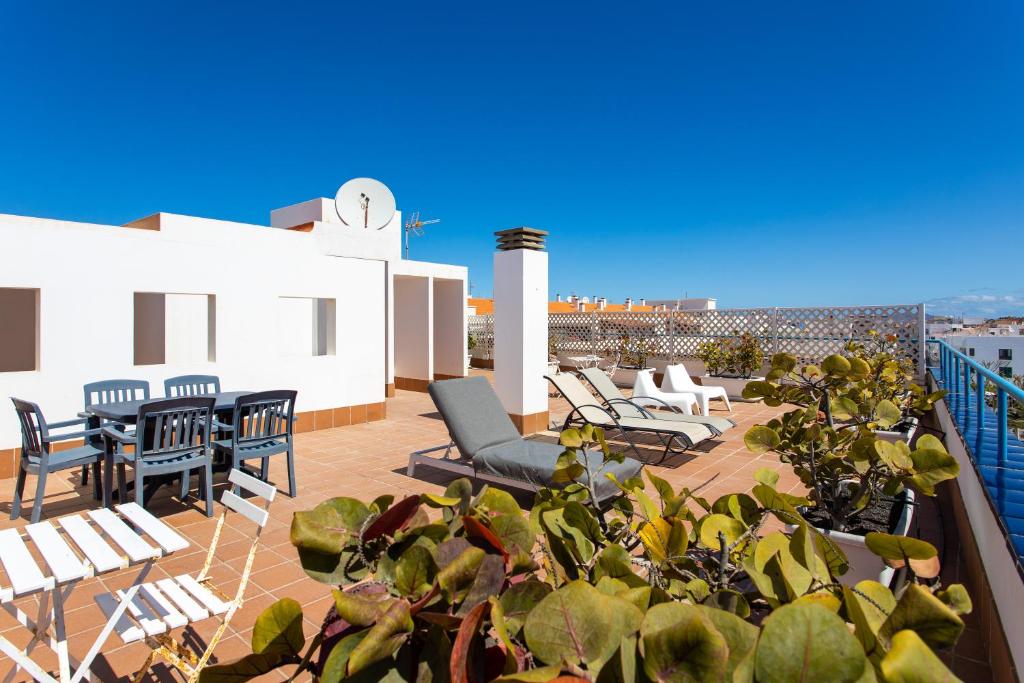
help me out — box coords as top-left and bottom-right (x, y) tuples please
(631, 369), (698, 415)
(663, 364), (732, 415)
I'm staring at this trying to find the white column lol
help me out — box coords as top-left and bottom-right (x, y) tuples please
(494, 248), (548, 431)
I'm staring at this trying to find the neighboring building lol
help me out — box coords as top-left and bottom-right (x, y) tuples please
(0, 190), (468, 451)
(469, 295), (658, 314)
(945, 335), (1024, 378)
(644, 297), (717, 311)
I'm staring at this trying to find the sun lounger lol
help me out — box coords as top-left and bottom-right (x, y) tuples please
(546, 372), (717, 464)
(577, 367), (735, 436)
(407, 377), (642, 503)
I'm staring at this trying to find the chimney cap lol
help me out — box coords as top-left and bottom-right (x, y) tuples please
(495, 226), (548, 251)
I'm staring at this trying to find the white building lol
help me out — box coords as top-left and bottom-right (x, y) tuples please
(945, 335), (1024, 378)
(0, 187), (468, 463)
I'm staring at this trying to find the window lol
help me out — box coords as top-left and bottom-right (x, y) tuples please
(999, 366), (1012, 378)
(134, 293), (216, 365)
(998, 348), (1013, 361)
(278, 297), (336, 357)
(968, 348), (975, 357)
(0, 288), (39, 372)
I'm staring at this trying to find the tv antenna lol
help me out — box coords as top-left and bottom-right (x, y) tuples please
(403, 211), (440, 259)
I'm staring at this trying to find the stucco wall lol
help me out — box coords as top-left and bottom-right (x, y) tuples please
(0, 212), (387, 448)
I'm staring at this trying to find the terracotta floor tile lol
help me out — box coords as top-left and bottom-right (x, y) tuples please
(0, 371), (791, 679)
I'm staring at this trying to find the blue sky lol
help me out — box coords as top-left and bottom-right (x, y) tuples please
(1, 2), (1021, 314)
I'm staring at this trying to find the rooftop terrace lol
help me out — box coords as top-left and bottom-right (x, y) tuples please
(0, 370), (1001, 681)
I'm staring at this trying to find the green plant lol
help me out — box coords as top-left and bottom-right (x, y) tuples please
(617, 333), (653, 369)
(696, 333), (765, 379)
(742, 347), (957, 533)
(547, 333), (558, 360)
(202, 427), (970, 682)
(468, 332), (477, 352)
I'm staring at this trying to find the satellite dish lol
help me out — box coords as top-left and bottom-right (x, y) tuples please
(335, 178), (396, 230)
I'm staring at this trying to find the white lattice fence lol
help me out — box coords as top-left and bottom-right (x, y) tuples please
(468, 314), (494, 358)
(472, 304), (925, 370)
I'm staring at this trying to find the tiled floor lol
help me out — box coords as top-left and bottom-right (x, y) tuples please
(0, 371), (797, 681)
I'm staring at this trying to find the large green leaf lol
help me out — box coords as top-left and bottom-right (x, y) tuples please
(198, 652), (297, 682)
(822, 354), (852, 376)
(698, 514), (746, 551)
(935, 584), (972, 616)
(908, 447), (959, 496)
(744, 426), (781, 453)
(332, 590), (396, 627)
(692, 604), (759, 676)
(879, 630), (960, 682)
(251, 597), (305, 656)
(499, 579), (552, 637)
(395, 545), (436, 599)
(638, 603), (728, 682)
(639, 516), (688, 564)
(879, 583), (964, 650)
(290, 497), (370, 555)
(843, 580), (897, 657)
(754, 603), (871, 683)
(874, 400), (902, 429)
(524, 580), (643, 672)
(320, 630), (369, 683)
(436, 541), (486, 603)
(347, 600), (414, 675)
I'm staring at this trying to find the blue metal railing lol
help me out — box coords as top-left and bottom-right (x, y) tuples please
(930, 339), (1024, 563)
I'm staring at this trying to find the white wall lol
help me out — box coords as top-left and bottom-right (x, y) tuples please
(394, 276), (431, 381)
(433, 278), (467, 377)
(0, 212), (388, 448)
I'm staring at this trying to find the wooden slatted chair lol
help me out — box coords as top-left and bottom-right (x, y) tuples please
(96, 468), (275, 683)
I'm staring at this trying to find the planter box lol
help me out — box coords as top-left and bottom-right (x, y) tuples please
(875, 416), (919, 445)
(701, 375), (764, 401)
(612, 366), (649, 388)
(786, 489), (916, 587)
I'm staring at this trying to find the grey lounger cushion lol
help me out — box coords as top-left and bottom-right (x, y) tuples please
(428, 376), (641, 502)
(474, 439), (642, 502)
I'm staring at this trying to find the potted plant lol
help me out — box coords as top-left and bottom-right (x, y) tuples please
(695, 332), (766, 400)
(742, 351), (957, 585)
(203, 426), (972, 682)
(610, 333), (653, 387)
(467, 332), (477, 371)
(841, 332), (942, 444)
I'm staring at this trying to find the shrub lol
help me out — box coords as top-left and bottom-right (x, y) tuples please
(202, 427), (970, 682)
(697, 333), (765, 379)
(742, 339), (955, 533)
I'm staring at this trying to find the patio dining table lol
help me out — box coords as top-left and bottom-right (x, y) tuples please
(83, 391), (251, 507)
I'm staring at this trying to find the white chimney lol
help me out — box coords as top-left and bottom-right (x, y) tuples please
(556, 293), (562, 302)
(625, 297), (632, 311)
(639, 298), (646, 307)
(598, 298), (607, 311)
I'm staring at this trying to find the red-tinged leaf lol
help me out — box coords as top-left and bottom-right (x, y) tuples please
(363, 496), (421, 541)
(462, 515), (508, 560)
(484, 645), (509, 681)
(416, 610), (464, 630)
(451, 600), (490, 683)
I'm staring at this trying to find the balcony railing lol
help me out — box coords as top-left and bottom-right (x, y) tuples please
(930, 338), (1024, 567)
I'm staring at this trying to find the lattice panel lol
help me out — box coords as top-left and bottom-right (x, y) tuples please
(467, 315), (494, 358)
(469, 304), (924, 371)
(773, 305), (923, 365)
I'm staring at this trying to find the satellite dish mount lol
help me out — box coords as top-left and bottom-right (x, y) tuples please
(335, 178), (396, 230)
